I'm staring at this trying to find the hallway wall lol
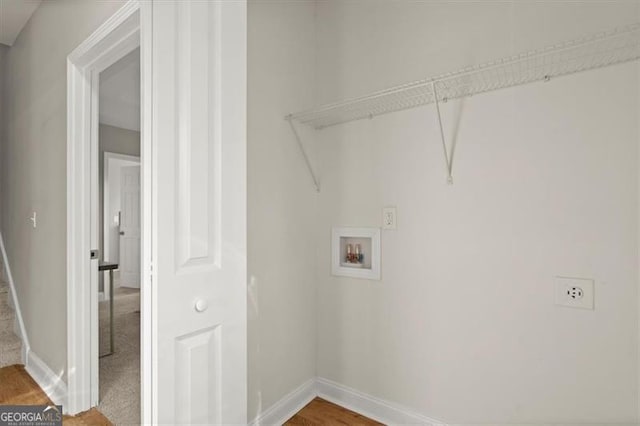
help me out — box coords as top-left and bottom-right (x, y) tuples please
(0, 0), (127, 382)
(0, 44), (8, 229)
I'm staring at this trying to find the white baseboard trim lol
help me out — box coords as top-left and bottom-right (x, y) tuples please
(249, 378), (316, 426)
(317, 377), (446, 425)
(249, 377), (446, 426)
(25, 349), (68, 409)
(0, 231), (30, 359)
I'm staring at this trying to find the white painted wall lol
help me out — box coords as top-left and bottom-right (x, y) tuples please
(314, 1), (640, 423)
(0, 0), (127, 382)
(247, 0), (318, 421)
(99, 48), (140, 132)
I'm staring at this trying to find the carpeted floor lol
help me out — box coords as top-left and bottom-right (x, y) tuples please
(0, 364), (111, 425)
(98, 287), (140, 425)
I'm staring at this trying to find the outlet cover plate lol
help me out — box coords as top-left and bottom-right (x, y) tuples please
(382, 207), (397, 230)
(554, 276), (594, 310)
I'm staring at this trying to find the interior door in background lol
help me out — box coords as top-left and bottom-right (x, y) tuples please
(119, 165), (141, 288)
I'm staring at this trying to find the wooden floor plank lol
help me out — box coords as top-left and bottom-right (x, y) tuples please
(0, 365), (50, 405)
(2, 364), (376, 425)
(285, 397), (383, 426)
(0, 364), (112, 425)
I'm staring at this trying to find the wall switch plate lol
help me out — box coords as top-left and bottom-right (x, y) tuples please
(554, 276), (594, 310)
(382, 207), (397, 230)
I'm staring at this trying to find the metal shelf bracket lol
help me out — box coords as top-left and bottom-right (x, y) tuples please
(286, 115), (321, 192)
(432, 81), (454, 185)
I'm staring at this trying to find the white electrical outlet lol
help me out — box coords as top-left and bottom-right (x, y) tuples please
(382, 207), (397, 230)
(554, 276), (594, 310)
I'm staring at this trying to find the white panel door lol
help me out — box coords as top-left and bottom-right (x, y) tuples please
(151, 1), (247, 424)
(119, 165), (141, 287)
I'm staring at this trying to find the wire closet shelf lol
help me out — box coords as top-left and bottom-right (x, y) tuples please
(287, 23), (640, 130)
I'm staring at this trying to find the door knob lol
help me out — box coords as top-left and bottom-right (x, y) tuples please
(119, 231), (125, 235)
(194, 299), (208, 312)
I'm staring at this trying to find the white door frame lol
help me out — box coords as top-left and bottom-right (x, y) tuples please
(66, 0), (152, 421)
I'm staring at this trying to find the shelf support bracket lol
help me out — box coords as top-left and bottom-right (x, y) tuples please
(286, 115), (321, 192)
(432, 81), (454, 185)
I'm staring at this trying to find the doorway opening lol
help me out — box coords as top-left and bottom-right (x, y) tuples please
(68, 2), (247, 423)
(96, 47), (141, 425)
(67, 2), (152, 422)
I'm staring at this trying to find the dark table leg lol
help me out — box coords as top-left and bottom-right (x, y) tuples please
(109, 269), (114, 354)
(100, 270), (115, 358)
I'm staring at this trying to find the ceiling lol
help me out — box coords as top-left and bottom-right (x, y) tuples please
(0, 0), (41, 47)
(99, 48), (140, 132)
